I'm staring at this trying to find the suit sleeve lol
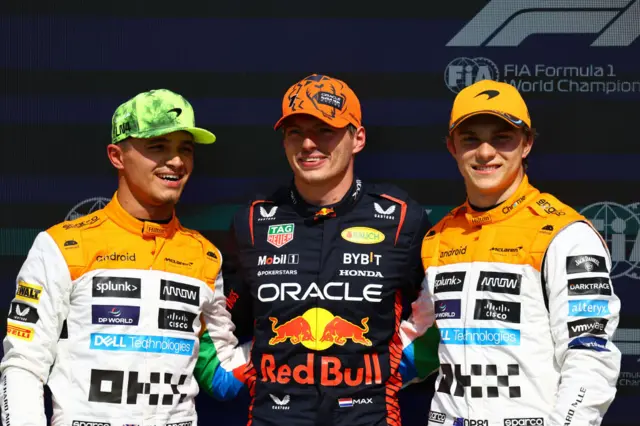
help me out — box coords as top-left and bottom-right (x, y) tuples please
(221, 218), (254, 342)
(545, 222), (621, 426)
(0, 232), (72, 426)
(399, 207), (440, 386)
(195, 251), (249, 401)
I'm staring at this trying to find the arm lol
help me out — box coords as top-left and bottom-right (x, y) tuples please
(545, 222), (621, 426)
(399, 208), (440, 386)
(195, 257), (249, 401)
(0, 232), (72, 426)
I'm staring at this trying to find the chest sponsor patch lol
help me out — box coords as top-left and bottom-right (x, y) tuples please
(158, 308), (197, 332)
(476, 271), (521, 295)
(92, 305), (140, 325)
(567, 277), (612, 296)
(267, 223), (295, 248)
(92, 277), (141, 299)
(567, 317), (608, 337)
(474, 299), (521, 323)
(433, 272), (465, 293)
(566, 255), (608, 274)
(435, 299), (461, 320)
(160, 280), (200, 306)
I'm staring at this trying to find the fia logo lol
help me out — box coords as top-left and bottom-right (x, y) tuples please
(259, 206), (278, 221)
(373, 202), (396, 220)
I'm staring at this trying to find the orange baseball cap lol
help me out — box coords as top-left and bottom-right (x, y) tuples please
(449, 80), (531, 133)
(274, 74), (362, 130)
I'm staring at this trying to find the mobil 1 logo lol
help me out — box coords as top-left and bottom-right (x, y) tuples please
(93, 277), (141, 298)
(476, 272), (521, 295)
(160, 280), (199, 306)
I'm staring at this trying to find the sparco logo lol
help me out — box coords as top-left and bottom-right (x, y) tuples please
(476, 271), (521, 295)
(92, 277), (141, 298)
(429, 411), (446, 424)
(258, 254), (299, 265)
(160, 280), (199, 306)
(446, 0), (640, 47)
(567, 277), (612, 296)
(566, 255), (608, 274)
(433, 272), (465, 293)
(72, 422), (111, 426)
(167, 422), (193, 426)
(440, 246), (467, 258)
(504, 419), (544, 426)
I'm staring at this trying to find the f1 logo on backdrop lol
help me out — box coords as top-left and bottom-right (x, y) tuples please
(446, 0), (640, 47)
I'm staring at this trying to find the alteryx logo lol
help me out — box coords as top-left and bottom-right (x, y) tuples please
(89, 333), (194, 356)
(440, 327), (520, 346)
(568, 300), (610, 317)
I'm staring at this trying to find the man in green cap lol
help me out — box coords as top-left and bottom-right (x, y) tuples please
(0, 89), (247, 426)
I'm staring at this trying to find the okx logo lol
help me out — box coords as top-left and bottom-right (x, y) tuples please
(446, 0), (640, 47)
(88, 369), (188, 405)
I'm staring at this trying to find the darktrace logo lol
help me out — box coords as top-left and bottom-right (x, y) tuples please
(433, 272), (466, 293)
(567, 277), (612, 296)
(566, 255), (608, 274)
(440, 246), (467, 258)
(92, 277), (141, 298)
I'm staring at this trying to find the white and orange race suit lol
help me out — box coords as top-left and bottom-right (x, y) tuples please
(411, 175), (621, 426)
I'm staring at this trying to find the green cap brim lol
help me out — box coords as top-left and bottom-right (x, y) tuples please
(120, 126), (216, 144)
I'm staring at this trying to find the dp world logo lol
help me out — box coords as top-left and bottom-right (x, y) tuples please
(580, 202), (640, 280)
(444, 57), (500, 93)
(65, 197), (111, 221)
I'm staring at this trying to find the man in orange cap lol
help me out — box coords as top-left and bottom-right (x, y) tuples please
(407, 80), (621, 426)
(222, 74), (440, 425)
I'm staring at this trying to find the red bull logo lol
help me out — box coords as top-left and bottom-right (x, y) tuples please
(262, 308), (381, 386)
(314, 207), (336, 221)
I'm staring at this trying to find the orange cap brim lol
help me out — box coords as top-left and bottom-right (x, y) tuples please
(273, 111), (353, 131)
(449, 110), (528, 134)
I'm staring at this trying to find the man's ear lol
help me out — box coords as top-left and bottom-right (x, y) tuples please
(106, 143), (126, 170)
(446, 135), (457, 156)
(522, 132), (534, 159)
(352, 126), (366, 154)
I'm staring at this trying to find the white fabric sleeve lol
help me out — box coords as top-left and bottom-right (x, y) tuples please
(545, 222), (621, 426)
(0, 232), (73, 426)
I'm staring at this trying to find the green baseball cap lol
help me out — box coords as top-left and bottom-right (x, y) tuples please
(111, 89), (216, 144)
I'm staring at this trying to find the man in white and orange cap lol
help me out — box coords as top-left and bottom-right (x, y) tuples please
(407, 80), (621, 426)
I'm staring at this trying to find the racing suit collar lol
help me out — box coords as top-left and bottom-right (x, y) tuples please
(458, 175), (540, 226)
(104, 192), (179, 238)
(289, 177), (364, 219)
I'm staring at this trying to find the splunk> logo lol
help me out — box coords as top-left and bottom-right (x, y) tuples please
(446, 0), (640, 47)
(579, 201), (640, 279)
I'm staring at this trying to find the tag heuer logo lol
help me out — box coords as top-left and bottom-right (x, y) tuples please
(267, 223), (295, 248)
